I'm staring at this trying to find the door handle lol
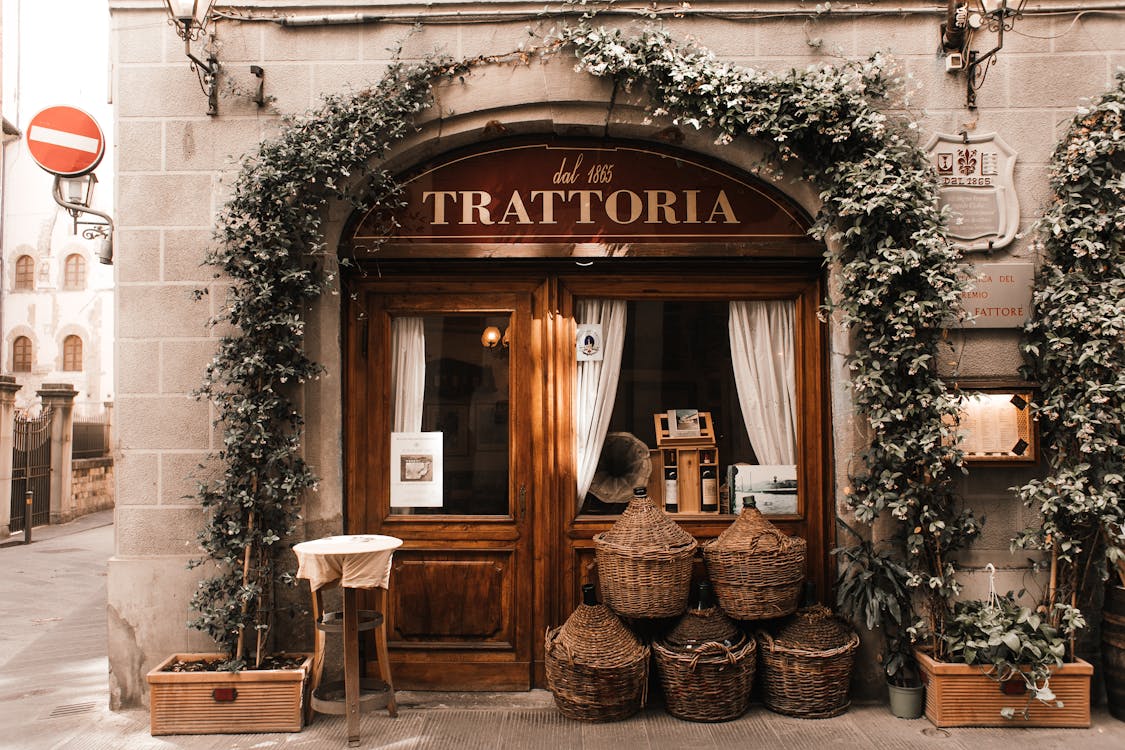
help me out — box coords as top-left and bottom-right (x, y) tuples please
(518, 485), (527, 520)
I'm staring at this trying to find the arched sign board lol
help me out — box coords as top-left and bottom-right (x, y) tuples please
(26, 106), (105, 177)
(350, 140), (812, 254)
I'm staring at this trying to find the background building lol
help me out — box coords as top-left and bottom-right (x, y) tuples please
(2, 0), (114, 415)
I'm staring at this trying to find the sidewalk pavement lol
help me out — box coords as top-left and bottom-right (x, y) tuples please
(2, 511), (1125, 749)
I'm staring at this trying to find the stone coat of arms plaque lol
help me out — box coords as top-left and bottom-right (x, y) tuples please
(924, 131), (1019, 252)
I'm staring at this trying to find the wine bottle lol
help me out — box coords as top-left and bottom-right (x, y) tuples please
(581, 583), (598, 606)
(700, 466), (718, 512)
(663, 468), (679, 513)
(695, 580), (716, 611)
(801, 580), (817, 608)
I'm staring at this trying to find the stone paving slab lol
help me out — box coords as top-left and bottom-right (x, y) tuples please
(3, 513), (1125, 749)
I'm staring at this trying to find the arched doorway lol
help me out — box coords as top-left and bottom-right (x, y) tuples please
(342, 138), (831, 690)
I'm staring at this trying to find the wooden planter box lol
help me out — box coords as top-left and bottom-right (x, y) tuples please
(147, 653), (313, 736)
(915, 650), (1092, 728)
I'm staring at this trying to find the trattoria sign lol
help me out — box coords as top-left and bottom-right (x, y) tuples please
(350, 141), (809, 246)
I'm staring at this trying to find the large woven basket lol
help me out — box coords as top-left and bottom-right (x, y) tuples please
(664, 597), (743, 650)
(654, 603), (756, 722)
(594, 493), (697, 619)
(702, 503), (806, 620)
(756, 605), (859, 719)
(545, 594), (650, 722)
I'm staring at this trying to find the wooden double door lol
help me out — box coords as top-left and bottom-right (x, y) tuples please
(343, 263), (830, 690)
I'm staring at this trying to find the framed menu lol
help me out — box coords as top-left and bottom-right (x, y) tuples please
(947, 387), (1038, 464)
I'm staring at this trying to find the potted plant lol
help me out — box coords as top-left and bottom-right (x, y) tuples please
(145, 301), (317, 737)
(144, 43), (327, 732)
(835, 538), (923, 719)
(915, 582), (1092, 728)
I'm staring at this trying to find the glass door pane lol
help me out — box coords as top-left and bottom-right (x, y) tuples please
(389, 312), (510, 516)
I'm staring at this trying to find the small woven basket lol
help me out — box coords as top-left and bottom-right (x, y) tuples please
(545, 596), (650, 722)
(654, 604), (756, 722)
(594, 493), (697, 619)
(702, 504), (806, 620)
(756, 605), (859, 719)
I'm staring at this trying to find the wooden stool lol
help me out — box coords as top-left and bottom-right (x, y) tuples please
(307, 587), (397, 727)
(294, 535), (402, 747)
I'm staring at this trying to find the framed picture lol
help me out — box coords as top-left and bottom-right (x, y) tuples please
(424, 404), (469, 457)
(729, 463), (798, 516)
(473, 400), (509, 451)
(668, 408), (702, 438)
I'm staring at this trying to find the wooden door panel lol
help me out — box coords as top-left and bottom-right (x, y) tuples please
(346, 275), (542, 690)
(391, 551), (513, 644)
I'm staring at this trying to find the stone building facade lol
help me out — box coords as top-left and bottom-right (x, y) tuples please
(107, 0), (1125, 707)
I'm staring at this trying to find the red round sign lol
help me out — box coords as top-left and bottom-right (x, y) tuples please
(26, 106), (105, 177)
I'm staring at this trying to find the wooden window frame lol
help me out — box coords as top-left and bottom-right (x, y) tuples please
(64, 254), (87, 290)
(15, 256), (35, 291)
(12, 336), (32, 372)
(62, 335), (83, 372)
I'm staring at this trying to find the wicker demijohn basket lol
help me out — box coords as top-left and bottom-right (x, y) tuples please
(702, 500), (806, 620)
(756, 605), (859, 719)
(545, 585), (650, 722)
(594, 488), (697, 619)
(654, 583), (756, 722)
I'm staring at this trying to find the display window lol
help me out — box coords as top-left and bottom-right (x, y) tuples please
(574, 297), (798, 519)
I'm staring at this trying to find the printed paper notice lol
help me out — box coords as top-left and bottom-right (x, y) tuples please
(576, 323), (604, 361)
(390, 432), (444, 507)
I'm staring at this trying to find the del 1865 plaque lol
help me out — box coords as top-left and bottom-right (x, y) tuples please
(924, 131), (1019, 253)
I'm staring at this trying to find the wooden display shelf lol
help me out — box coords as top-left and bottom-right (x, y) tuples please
(646, 446), (720, 514)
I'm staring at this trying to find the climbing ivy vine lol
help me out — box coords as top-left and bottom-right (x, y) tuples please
(189, 21), (976, 665)
(1014, 73), (1125, 618)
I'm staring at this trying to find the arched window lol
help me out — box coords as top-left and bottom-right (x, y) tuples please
(12, 337), (32, 372)
(63, 335), (83, 372)
(15, 255), (35, 290)
(64, 254), (87, 290)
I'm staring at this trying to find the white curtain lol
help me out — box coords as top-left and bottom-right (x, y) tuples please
(729, 301), (797, 464)
(391, 317), (426, 432)
(574, 299), (627, 506)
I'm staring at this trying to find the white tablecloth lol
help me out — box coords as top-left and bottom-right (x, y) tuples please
(294, 534), (403, 591)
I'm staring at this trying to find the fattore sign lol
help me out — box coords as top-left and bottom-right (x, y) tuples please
(955, 262), (1034, 328)
(351, 141), (810, 246)
(26, 106), (105, 177)
(924, 131), (1019, 253)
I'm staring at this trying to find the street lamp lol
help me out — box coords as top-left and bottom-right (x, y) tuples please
(52, 174), (114, 265)
(163, 1), (220, 116)
(940, 0), (1027, 109)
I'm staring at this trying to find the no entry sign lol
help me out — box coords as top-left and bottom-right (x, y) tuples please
(26, 106), (105, 177)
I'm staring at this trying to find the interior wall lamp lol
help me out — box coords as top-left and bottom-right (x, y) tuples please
(481, 326), (511, 351)
(941, 0), (1026, 109)
(163, 1), (220, 116)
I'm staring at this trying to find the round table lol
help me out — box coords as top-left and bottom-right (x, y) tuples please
(294, 534), (403, 746)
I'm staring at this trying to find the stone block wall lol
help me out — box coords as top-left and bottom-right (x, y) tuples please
(71, 457), (115, 516)
(107, 1), (1125, 706)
